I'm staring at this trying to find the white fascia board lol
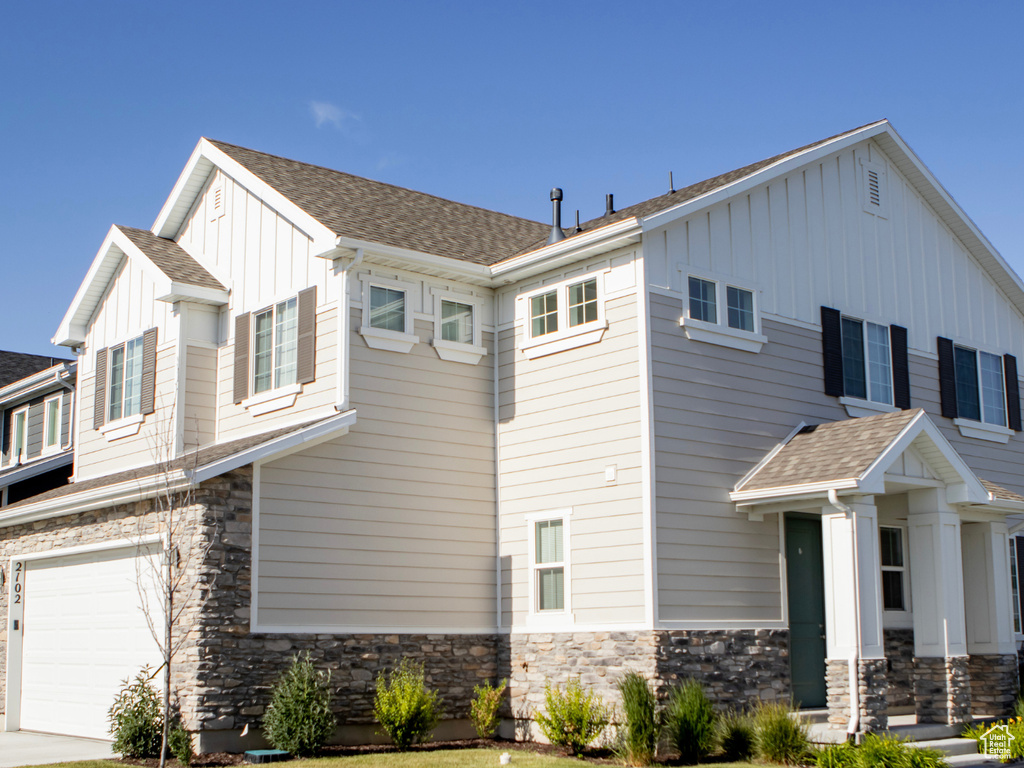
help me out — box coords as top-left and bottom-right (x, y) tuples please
(153, 139), (336, 252)
(324, 236), (492, 282)
(489, 218), (642, 283)
(53, 226), (129, 347)
(0, 452), (73, 488)
(191, 409), (357, 483)
(729, 477), (860, 504)
(0, 363), (74, 406)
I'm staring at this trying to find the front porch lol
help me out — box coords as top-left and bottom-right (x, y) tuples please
(733, 409), (1023, 732)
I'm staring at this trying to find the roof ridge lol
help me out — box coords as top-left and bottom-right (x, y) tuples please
(205, 138), (547, 229)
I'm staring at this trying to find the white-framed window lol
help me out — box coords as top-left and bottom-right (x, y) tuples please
(252, 297), (298, 395)
(680, 273), (765, 353)
(9, 406), (28, 465)
(526, 509), (572, 621)
(954, 345), (1006, 426)
(842, 316), (893, 405)
(108, 334), (145, 422)
(42, 395), (61, 454)
(359, 276), (419, 353)
(430, 291), (487, 364)
(520, 273), (607, 359)
(440, 299), (474, 343)
(880, 526), (907, 612)
(1011, 538), (1021, 635)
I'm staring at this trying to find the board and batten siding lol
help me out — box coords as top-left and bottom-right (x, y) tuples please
(255, 314), (497, 631)
(645, 139), (1024, 362)
(497, 258), (646, 629)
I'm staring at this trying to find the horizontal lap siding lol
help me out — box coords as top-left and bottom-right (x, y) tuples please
(256, 316), (496, 631)
(498, 293), (645, 628)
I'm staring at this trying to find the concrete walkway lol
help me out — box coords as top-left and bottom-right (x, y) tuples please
(0, 731), (114, 767)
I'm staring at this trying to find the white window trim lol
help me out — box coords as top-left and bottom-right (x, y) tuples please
(525, 509), (573, 627)
(105, 332), (146, 425)
(680, 273), (766, 353)
(430, 290), (487, 365)
(839, 397), (898, 419)
(41, 395), (62, 456)
(99, 411), (144, 441)
(520, 273), (608, 359)
(838, 315), (895, 413)
(359, 276), (419, 353)
(242, 382), (302, 416)
(880, 524), (911, 628)
(249, 295), (302, 400)
(7, 405), (29, 466)
(951, 342), (1012, 440)
(1010, 536), (1022, 636)
(954, 417), (1012, 444)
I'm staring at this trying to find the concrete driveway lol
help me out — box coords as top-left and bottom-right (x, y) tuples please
(0, 731), (114, 767)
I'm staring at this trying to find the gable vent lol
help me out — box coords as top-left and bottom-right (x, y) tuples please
(866, 168), (881, 207)
(861, 160), (888, 218)
(210, 181), (225, 221)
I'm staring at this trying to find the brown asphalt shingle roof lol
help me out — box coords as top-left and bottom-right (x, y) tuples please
(0, 352), (71, 388)
(739, 409), (920, 492)
(208, 140), (550, 266)
(118, 226), (226, 290)
(979, 478), (1024, 505)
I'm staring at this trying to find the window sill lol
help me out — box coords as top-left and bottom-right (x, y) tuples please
(839, 396), (899, 419)
(100, 413), (144, 441)
(243, 383), (301, 416)
(954, 418), (1012, 444)
(359, 325), (419, 354)
(527, 611), (576, 629)
(680, 317), (766, 353)
(431, 338), (487, 365)
(882, 610), (913, 630)
(521, 322), (608, 360)
(40, 445), (63, 458)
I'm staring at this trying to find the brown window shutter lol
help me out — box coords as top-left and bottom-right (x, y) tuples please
(890, 325), (911, 410)
(93, 347), (108, 429)
(820, 306), (844, 397)
(1004, 354), (1021, 432)
(140, 328), (158, 416)
(234, 312), (251, 404)
(296, 286), (317, 385)
(937, 337), (958, 419)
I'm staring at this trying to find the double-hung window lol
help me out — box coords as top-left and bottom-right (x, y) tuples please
(841, 317), (893, 405)
(252, 297), (298, 395)
(43, 396), (61, 453)
(821, 307), (910, 411)
(108, 334), (145, 422)
(879, 526), (907, 612)
(521, 274), (606, 358)
(527, 510), (572, 620)
(9, 406), (28, 464)
(937, 336), (1021, 440)
(1011, 539), (1022, 634)
(681, 275), (764, 352)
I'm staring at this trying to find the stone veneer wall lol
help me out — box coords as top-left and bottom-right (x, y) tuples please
(967, 654), (1017, 719)
(883, 629), (915, 709)
(914, 656), (971, 724)
(825, 659), (888, 731)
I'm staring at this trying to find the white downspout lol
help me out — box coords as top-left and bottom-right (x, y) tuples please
(335, 247), (363, 413)
(828, 489), (862, 738)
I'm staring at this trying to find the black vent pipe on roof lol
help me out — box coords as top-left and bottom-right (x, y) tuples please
(606, 194), (615, 216)
(547, 188), (566, 244)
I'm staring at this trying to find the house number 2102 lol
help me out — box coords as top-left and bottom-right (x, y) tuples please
(13, 561), (22, 604)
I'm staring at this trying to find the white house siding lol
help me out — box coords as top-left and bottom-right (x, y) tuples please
(644, 139), (1024, 362)
(255, 315), (497, 631)
(497, 264), (646, 629)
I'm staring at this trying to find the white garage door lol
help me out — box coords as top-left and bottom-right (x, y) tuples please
(20, 544), (164, 740)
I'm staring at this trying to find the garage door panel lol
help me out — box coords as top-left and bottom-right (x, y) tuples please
(20, 544), (164, 740)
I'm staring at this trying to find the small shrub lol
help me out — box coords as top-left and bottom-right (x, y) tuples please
(963, 717), (1024, 763)
(664, 679), (716, 764)
(168, 722), (194, 767)
(718, 711), (755, 762)
(815, 741), (857, 768)
(615, 671), (659, 766)
(904, 743), (949, 768)
(263, 652), (336, 757)
(108, 667), (162, 758)
(470, 678), (507, 739)
(534, 676), (609, 756)
(374, 658), (443, 750)
(753, 700), (809, 764)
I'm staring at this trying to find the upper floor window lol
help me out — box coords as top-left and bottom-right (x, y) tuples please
(681, 274), (764, 353)
(252, 297), (298, 395)
(430, 291), (486, 365)
(10, 406), (28, 464)
(821, 307), (910, 414)
(358, 277), (418, 354)
(370, 286), (406, 332)
(520, 274), (607, 359)
(92, 327), (157, 437)
(43, 395), (61, 453)
(937, 336), (1021, 441)
(108, 334), (145, 422)
(441, 299), (473, 344)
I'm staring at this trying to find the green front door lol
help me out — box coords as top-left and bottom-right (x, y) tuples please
(785, 514), (827, 708)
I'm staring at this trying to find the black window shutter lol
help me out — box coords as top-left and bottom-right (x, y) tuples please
(140, 328), (158, 416)
(233, 312), (251, 404)
(296, 286), (317, 385)
(1004, 354), (1022, 432)
(937, 337), (958, 419)
(93, 347), (108, 429)
(821, 306), (844, 397)
(890, 324), (911, 409)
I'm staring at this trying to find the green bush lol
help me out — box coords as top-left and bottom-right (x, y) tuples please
(752, 700), (809, 764)
(904, 743), (948, 768)
(108, 667), (163, 758)
(262, 652), (336, 756)
(374, 658), (443, 750)
(857, 733), (914, 768)
(815, 741), (857, 768)
(718, 711), (755, 762)
(963, 717), (1024, 762)
(615, 671), (659, 766)
(168, 722), (194, 767)
(816, 734), (948, 768)
(534, 676), (609, 756)
(664, 679), (716, 764)
(469, 678), (507, 739)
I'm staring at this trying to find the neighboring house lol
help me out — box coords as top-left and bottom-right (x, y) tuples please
(0, 353), (75, 507)
(1, 119), (1022, 749)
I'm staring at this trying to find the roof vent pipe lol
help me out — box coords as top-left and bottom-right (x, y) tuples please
(574, 210), (582, 233)
(606, 194), (615, 216)
(547, 188), (566, 244)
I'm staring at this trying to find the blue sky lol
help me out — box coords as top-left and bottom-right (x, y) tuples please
(1, 0), (1021, 357)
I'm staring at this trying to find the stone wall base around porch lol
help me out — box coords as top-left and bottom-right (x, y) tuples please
(914, 656), (972, 724)
(825, 658), (889, 731)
